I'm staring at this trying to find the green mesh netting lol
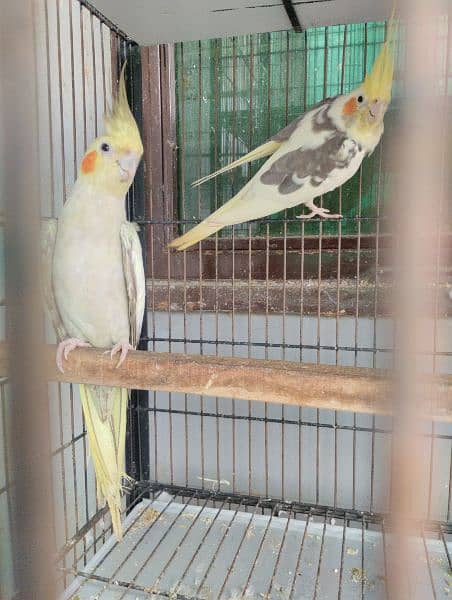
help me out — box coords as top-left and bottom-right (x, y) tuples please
(175, 23), (393, 237)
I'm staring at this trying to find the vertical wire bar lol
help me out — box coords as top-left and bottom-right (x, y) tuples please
(55, 0), (70, 559)
(99, 23), (107, 113)
(79, 1), (91, 541)
(167, 237), (174, 486)
(69, 385), (80, 567)
(265, 222), (270, 498)
(145, 46), (158, 486)
(246, 33), (253, 492)
(178, 43), (189, 488)
(381, 519), (389, 599)
(1, 383), (15, 597)
(231, 224), (236, 492)
(231, 36), (238, 187)
(370, 117), (385, 513)
(197, 40), (202, 222)
(314, 26), (329, 508)
(248, 223), (252, 495)
(214, 37), (220, 489)
(89, 11), (98, 136)
(334, 23), (347, 510)
(298, 28), (308, 503)
(44, 0), (56, 217)
(281, 31), (290, 501)
(68, 0), (82, 562)
(360, 517), (365, 599)
(282, 219), (287, 500)
(196, 41), (205, 491)
(448, 444), (452, 521)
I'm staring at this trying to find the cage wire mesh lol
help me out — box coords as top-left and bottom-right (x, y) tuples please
(1, 1), (452, 599)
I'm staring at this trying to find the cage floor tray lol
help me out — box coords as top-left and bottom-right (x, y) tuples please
(64, 492), (451, 600)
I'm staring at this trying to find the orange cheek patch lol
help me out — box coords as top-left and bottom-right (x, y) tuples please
(81, 150), (97, 174)
(343, 97), (358, 115)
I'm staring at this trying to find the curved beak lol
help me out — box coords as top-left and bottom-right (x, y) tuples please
(117, 151), (140, 182)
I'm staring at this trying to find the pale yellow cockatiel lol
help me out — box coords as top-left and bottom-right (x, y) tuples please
(169, 14), (396, 251)
(42, 63), (145, 540)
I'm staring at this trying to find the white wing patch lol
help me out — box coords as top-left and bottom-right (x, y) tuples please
(120, 222), (146, 349)
(41, 218), (68, 342)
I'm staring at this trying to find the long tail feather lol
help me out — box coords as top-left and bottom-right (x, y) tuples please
(168, 221), (223, 251)
(79, 384), (128, 540)
(191, 139), (281, 188)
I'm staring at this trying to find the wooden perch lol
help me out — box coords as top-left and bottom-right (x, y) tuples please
(0, 343), (451, 421)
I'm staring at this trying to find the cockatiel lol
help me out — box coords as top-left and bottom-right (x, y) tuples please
(169, 16), (395, 251)
(41, 63), (145, 540)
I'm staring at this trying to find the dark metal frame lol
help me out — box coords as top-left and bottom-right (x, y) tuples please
(282, 0), (303, 33)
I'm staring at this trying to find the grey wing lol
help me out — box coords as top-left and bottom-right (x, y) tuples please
(260, 133), (361, 195)
(41, 218), (68, 342)
(120, 222), (146, 349)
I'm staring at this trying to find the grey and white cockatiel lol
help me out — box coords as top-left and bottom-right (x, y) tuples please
(169, 14), (395, 251)
(42, 64), (145, 540)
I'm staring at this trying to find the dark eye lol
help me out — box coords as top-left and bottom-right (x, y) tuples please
(357, 95), (364, 103)
(101, 142), (110, 152)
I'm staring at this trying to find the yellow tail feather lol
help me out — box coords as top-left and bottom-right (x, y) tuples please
(79, 384), (128, 540)
(191, 139), (281, 187)
(168, 221), (223, 251)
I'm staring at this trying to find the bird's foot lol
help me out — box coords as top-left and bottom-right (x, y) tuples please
(107, 341), (133, 369)
(56, 338), (91, 373)
(296, 206), (342, 219)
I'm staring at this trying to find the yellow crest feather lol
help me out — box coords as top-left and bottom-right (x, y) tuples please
(104, 62), (143, 155)
(362, 8), (397, 103)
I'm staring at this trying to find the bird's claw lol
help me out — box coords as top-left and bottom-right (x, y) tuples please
(56, 338), (91, 373)
(296, 206), (342, 220)
(108, 341), (133, 369)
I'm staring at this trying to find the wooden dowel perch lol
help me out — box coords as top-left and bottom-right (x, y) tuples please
(1, 343), (451, 421)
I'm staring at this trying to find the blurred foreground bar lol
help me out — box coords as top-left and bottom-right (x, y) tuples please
(0, 0), (56, 597)
(389, 0), (451, 597)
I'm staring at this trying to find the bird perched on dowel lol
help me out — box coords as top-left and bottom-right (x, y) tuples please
(169, 13), (396, 251)
(41, 63), (145, 540)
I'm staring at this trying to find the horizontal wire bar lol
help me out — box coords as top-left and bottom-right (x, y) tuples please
(144, 406), (393, 433)
(136, 215), (391, 226)
(134, 482), (452, 533)
(145, 336), (394, 354)
(145, 337), (452, 357)
(140, 406), (452, 440)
